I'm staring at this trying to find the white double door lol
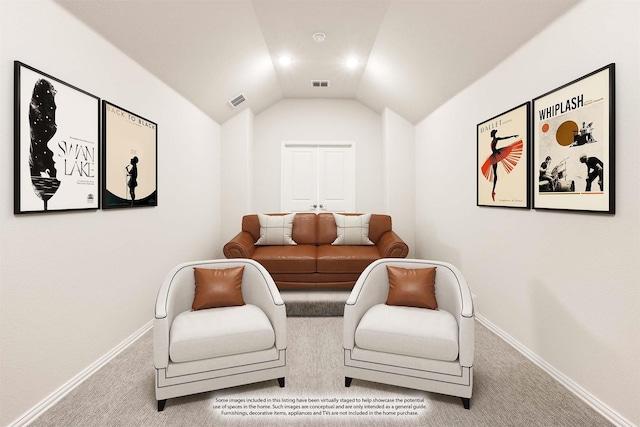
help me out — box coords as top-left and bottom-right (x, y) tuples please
(281, 142), (355, 213)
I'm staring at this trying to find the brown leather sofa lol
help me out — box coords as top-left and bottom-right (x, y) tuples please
(223, 213), (409, 290)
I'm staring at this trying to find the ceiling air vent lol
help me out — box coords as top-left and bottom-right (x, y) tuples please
(228, 94), (246, 108)
(311, 80), (330, 88)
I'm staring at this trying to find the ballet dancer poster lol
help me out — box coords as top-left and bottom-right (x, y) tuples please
(102, 101), (157, 209)
(14, 61), (100, 214)
(532, 64), (615, 214)
(477, 102), (530, 209)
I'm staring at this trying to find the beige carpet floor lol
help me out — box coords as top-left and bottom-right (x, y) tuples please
(30, 318), (611, 427)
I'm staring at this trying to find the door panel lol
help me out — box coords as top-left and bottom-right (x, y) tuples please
(282, 142), (355, 213)
(283, 146), (318, 212)
(319, 147), (353, 212)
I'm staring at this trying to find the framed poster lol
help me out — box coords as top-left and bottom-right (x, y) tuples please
(477, 102), (530, 208)
(532, 64), (615, 213)
(14, 61), (100, 214)
(102, 101), (157, 209)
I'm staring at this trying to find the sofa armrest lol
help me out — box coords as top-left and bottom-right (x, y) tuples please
(376, 230), (409, 258)
(223, 231), (256, 258)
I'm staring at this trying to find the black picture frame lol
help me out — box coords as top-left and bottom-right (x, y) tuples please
(477, 102), (531, 209)
(14, 61), (100, 214)
(102, 101), (158, 209)
(532, 64), (615, 214)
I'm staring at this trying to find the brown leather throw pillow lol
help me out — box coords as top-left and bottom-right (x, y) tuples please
(192, 266), (245, 310)
(385, 266), (438, 310)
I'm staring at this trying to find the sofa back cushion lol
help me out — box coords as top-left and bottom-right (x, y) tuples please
(243, 213), (392, 245)
(317, 212), (341, 244)
(290, 213), (317, 244)
(368, 214), (392, 243)
(317, 213), (392, 245)
(243, 213), (317, 245)
(242, 215), (261, 241)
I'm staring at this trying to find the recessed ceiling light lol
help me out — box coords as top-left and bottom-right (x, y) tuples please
(346, 57), (359, 69)
(278, 56), (292, 66)
(312, 32), (326, 43)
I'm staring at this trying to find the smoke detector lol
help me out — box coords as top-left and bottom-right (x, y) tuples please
(228, 94), (246, 108)
(312, 32), (326, 43)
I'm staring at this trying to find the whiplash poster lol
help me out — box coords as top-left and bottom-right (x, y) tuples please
(533, 64), (615, 213)
(14, 62), (100, 214)
(102, 101), (157, 209)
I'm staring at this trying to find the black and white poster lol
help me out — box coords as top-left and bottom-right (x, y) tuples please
(14, 61), (100, 214)
(102, 101), (157, 209)
(532, 64), (615, 213)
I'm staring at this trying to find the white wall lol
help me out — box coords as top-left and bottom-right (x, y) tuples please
(0, 1), (221, 425)
(253, 99), (385, 214)
(220, 109), (254, 245)
(414, 1), (639, 425)
(382, 108), (416, 256)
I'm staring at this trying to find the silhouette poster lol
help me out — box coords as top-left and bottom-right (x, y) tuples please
(14, 62), (100, 214)
(532, 64), (615, 214)
(477, 102), (530, 209)
(102, 101), (157, 209)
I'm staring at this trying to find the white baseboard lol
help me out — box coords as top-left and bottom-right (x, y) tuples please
(476, 314), (635, 427)
(9, 320), (153, 427)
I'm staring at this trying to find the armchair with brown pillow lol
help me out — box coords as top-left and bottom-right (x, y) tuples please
(343, 258), (475, 409)
(154, 259), (286, 411)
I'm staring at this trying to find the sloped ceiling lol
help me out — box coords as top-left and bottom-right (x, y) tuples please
(55, 0), (580, 125)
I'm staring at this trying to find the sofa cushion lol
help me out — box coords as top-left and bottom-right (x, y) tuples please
(317, 212), (340, 244)
(192, 266), (245, 310)
(242, 213), (317, 245)
(355, 304), (459, 361)
(386, 266), (438, 310)
(317, 213), (393, 245)
(252, 245), (317, 273)
(332, 213), (374, 245)
(255, 213), (297, 245)
(169, 304), (275, 363)
(316, 245), (380, 273)
(242, 214), (261, 241)
(291, 212), (317, 245)
(368, 214), (392, 243)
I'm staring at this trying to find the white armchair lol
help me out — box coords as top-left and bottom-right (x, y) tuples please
(343, 259), (474, 409)
(154, 259), (287, 411)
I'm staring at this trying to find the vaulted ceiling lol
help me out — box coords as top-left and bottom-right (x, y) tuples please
(55, 0), (580, 125)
